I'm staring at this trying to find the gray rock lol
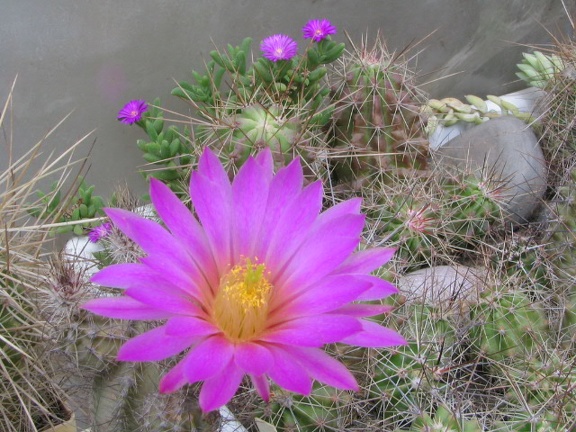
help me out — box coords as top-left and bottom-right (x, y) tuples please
(398, 265), (487, 306)
(432, 116), (547, 223)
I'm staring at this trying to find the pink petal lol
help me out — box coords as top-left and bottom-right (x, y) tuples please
(267, 344), (312, 395)
(291, 346), (358, 391)
(125, 286), (199, 315)
(340, 320), (406, 348)
(190, 171), (232, 271)
(355, 275), (399, 301)
(139, 256), (203, 298)
(278, 214), (365, 290)
(250, 374), (270, 401)
(91, 263), (186, 296)
(197, 147), (231, 187)
(105, 208), (202, 286)
(232, 156), (271, 259)
(183, 335), (235, 383)
(165, 316), (218, 338)
(254, 148), (274, 177)
(199, 362), (244, 412)
(255, 158), (304, 257)
(262, 314), (361, 346)
(117, 325), (193, 361)
(81, 296), (171, 320)
(263, 181), (323, 267)
(159, 354), (189, 393)
(190, 150), (233, 271)
(234, 343), (274, 376)
(104, 208), (180, 258)
(274, 275), (372, 317)
(149, 178), (218, 286)
(335, 304), (393, 317)
(336, 247), (396, 274)
(317, 197), (362, 223)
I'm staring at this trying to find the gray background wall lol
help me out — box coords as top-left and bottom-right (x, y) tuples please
(1, 1), (574, 198)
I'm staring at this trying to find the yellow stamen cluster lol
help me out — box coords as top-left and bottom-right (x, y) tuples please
(212, 258), (272, 343)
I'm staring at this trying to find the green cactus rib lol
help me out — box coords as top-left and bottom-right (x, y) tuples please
(408, 405), (483, 432)
(367, 172), (504, 271)
(468, 289), (547, 362)
(367, 302), (464, 429)
(260, 383), (356, 432)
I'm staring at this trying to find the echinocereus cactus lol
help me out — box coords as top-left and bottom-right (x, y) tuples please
(468, 287), (547, 362)
(329, 33), (429, 187)
(257, 383), (357, 431)
(365, 168), (505, 271)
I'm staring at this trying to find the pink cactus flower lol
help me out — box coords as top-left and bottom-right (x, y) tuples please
(82, 148), (405, 412)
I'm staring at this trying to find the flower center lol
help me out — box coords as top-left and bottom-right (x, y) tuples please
(212, 258), (272, 343)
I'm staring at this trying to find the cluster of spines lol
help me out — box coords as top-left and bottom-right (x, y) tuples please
(328, 34), (429, 189)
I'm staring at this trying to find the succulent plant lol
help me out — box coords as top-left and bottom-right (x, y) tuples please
(257, 383), (357, 432)
(329, 33), (429, 187)
(29, 178), (106, 235)
(365, 176), (443, 270)
(515, 50), (565, 90)
(365, 168), (505, 272)
(168, 34), (343, 178)
(134, 99), (195, 197)
(195, 102), (331, 179)
(408, 405), (483, 432)
(520, 46), (576, 175)
(423, 94), (535, 135)
(499, 351), (576, 425)
(468, 287), (548, 362)
(365, 299), (476, 430)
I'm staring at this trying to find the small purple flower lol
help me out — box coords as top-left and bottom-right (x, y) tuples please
(302, 19), (337, 42)
(260, 34), (298, 62)
(117, 100), (148, 125)
(88, 222), (113, 243)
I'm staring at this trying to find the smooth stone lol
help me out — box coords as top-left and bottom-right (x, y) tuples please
(63, 236), (104, 278)
(431, 116), (547, 223)
(397, 265), (487, 306)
